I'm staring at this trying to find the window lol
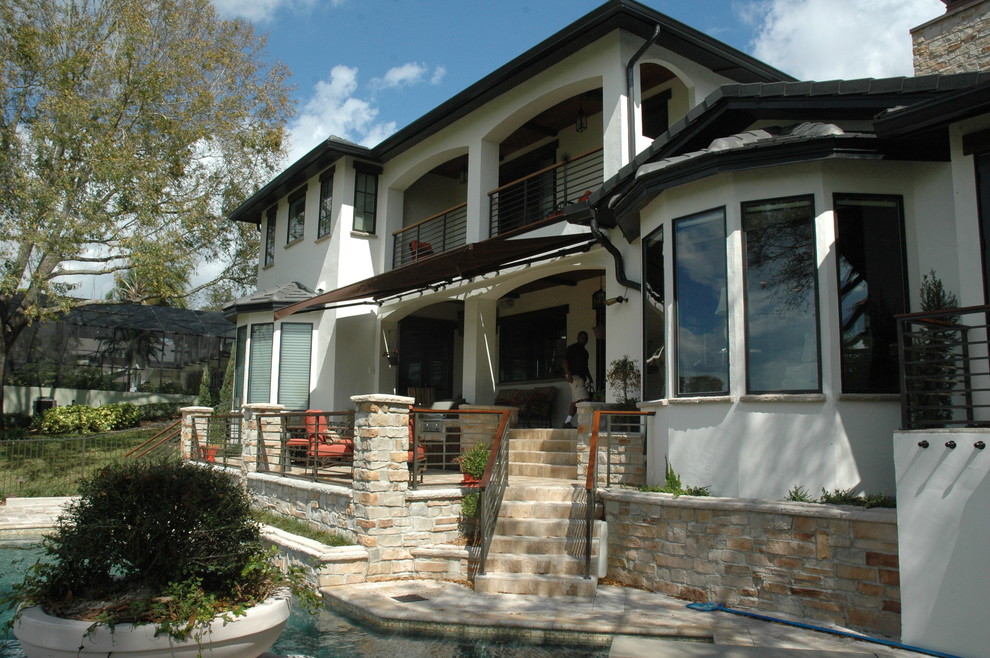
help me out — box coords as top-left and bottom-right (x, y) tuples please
(353, 166), (379, 233)
(286, 188), (305, 243)
(263, 206), (276, 266)
(499, 305), (567, 382)
(318, 169), (334, 238)
(834, 195), (908, 393)
(674, 208), (728, 395)
(278, 323), (312, 410)
(643, 226), (665, 400)
(233, 326), (247, 409)
(247, 323), (273, 404)
(743, 196), (820, 393)
(642, 89), (671, 140)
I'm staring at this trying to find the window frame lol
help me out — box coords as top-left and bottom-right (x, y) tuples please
(642, 224), (665, 401)
(263, 206), (277, 267)
(318, 168), (335, 238)
(277, 322), (313, 411)
(286, 187), (306, 244)
(673, 207), (729, 397)
(246, 323), (273, 404)
(741, 194), (822, 394)
(353, 164), (380, 234)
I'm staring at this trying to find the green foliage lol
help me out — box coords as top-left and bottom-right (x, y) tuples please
(640, 460), (710, 497)
(606, 355), (641, 405)
(218, 352), (236, 413)
(2, 460), (314, 639)
(818, 488), (896, 509)
(251, 509), (351, 547)
(138, 402), (182, 421)
(460, 492), (480, 518)
(456, 442), (490, 479)
(786, 485), (814, 502)
(909, 271), (961, 426)
(197, 365), (215, 408)
(36, 403), (143, 435)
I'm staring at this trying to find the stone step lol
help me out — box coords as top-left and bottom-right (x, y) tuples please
(507, 429), (576, 441)
(494, 516), (600, 537)
(509, 450), (577, 466)
(474, 572), (597, 596)
(507, 463), (578, 479)
(488, 534), (597, 555)
(484, 553), (592, 576)
(502, 485), (586, 502)
(498, 499), (596, 520)
(508, 438), (577, 452)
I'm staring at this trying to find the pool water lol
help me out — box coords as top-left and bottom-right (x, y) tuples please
(0, 544), (605, 657)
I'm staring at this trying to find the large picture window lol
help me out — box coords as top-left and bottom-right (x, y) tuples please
(674, 208), (728, 395)
(499, 305), (567, 383)
(278, 323), (312, 410)
(263, 206), (276, 267)
(643, 226), (665, 400)
(743, 196), (820, 393)
(286, 188), (306, 243)
(318, 169), (334, 238)
(353, 166), (379, 233)
(835, 195), (908, 393)
(247, 323), (273, 404)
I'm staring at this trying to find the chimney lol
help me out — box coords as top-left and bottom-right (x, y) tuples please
(912, 0), (990, 74)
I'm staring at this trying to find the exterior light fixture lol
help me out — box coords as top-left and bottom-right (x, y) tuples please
(604, 295), (627, 305)
(576, 100), (588, 133)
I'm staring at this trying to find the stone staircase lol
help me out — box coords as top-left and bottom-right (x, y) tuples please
(474, 429), (602, 597)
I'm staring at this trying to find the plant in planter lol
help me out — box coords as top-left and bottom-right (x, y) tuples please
(455, 442), (490, 485)
(605, 355), (641, 430)
(3, 459), (315, 657)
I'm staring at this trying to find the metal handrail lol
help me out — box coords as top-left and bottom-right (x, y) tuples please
(584, 409), (654, 578)
(477, 410), (512, 575)
(392, 202), (467, 268)
(190, 413), (243, 465)
(489, 147), (603, 237)
(896, 304), (990, 430)
(126, 419), (181, 459)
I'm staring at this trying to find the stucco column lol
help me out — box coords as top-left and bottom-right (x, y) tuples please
(461, 296), (498, 405)
(180, 406), (213, 461)
(349, 394), (415, 577)
(466, 138), (499, 242)
(240, 403), (285, 474)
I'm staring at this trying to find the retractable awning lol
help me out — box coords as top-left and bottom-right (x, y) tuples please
(274, 233), (595, 320)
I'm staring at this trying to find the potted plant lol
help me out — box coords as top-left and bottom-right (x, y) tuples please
(4, 459), (315, 657)
(455, 442), (489, 486)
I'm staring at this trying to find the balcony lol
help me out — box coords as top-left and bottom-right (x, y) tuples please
(392, 202), (467, 269)
(897, 304), (990, 429)
(489, 147), (603, 237)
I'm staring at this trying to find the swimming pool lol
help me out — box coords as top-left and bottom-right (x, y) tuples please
(0, 543), (605, 657)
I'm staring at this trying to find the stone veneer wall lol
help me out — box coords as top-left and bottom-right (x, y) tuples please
(575, 402), (647, 487)
(601, 489), (900, 638)
(912, 0), (990, 74)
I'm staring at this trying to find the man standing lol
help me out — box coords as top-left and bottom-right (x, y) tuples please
(563, 330), (592, 428)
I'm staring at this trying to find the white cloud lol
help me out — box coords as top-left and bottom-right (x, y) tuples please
(370, 63), (447, 91)
(285, 65), (397, 160)
(740, 0), (944, 80)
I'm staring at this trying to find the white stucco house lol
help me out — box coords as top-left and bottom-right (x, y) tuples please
(224, 0), (990, 502)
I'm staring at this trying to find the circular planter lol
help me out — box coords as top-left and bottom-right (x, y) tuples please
(14, 592), (291, 658)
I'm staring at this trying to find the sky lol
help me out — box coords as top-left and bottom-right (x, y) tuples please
(211, 0), (947, 164)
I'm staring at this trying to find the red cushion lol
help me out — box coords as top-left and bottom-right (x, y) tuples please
(311, 439), (354, 458)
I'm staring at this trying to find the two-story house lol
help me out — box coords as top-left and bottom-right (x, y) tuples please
(225, 0), (990, 501)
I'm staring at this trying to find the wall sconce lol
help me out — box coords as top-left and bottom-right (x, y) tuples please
(575, 103), (588, 133)
(604, 296), (627, 305)
(458, 167), (468, 184)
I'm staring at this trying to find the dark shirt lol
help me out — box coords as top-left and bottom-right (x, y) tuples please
(565, 342), (591, 381)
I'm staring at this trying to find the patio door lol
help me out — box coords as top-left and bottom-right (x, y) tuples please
(398, 317), (455, 403)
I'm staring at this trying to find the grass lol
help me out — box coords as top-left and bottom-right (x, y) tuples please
(252, 509), (352, 546)
(0, 427), (163, 498)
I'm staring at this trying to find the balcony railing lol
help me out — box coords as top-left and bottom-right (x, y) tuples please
(392, 202), (467, 268)
(897, 304), (990, 429)
(489, 147), (603, 237)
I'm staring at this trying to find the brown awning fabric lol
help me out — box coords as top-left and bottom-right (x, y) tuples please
(274, 233), (595, 319)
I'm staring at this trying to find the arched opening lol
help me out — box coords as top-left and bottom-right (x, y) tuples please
(639, 62), (688, 140)
(393, 154), (469, 268)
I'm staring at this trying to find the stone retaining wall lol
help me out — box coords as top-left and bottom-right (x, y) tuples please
(601, 490), (900, 638)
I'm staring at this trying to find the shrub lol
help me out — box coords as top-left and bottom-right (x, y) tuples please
(461, 491), (480, 518)
(786, 485), (814, 502)
(639, 460), (710, 497)
(35, 402), (143, 435)
(455, 442), (490, 479)
(3, 460), (315, 640)
(139, 402), (182, 421)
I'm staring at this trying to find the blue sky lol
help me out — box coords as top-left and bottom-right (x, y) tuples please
(211, 0), (945, 164)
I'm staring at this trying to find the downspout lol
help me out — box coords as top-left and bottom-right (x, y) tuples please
(626, 25), (662, 162)
(590, 207), (640, 293)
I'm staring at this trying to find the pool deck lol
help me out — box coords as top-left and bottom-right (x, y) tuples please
(1, 497), (924, 657)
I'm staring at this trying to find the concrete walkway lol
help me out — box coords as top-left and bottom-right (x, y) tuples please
(1, 497), (929, 657)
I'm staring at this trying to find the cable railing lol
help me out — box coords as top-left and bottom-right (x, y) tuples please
(489, 147), (603, 237)
(255, 410), (355, 482)
(392, 202), (467, 268)
(408, 408), (509, 487)
(190, 414), (243, 467)
(476, 410), (512, 576)
(896, 304), (990, 429)
(584, 409), (654, 578)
